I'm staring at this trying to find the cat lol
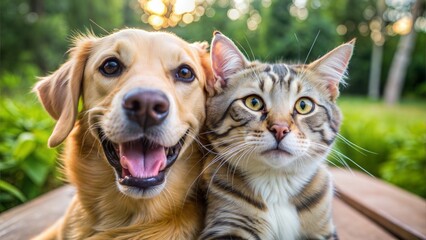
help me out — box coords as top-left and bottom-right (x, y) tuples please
(200, 32), (354, 240)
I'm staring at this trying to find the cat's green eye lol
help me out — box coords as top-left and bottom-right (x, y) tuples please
(295, 97), (314, 114)
(244, 95), (264, 111)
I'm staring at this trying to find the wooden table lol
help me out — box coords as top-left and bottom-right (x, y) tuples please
(1, 168), (425, 240)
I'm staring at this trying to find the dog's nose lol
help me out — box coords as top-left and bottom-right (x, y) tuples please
(122, 89), (170, 129)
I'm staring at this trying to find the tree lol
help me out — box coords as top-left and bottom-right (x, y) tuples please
(368, 0), (386, 100)
(384, 0), (425, 105)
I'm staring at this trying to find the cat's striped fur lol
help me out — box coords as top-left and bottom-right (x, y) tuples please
(200, 32), (354, 240)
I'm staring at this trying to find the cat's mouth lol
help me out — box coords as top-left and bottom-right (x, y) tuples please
(262, 146), (293, 156)
(98, 129), (185, 189)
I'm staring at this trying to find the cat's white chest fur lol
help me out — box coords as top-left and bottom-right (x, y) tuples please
(246, 164), (319, 240)
(266, 201), (300, 239)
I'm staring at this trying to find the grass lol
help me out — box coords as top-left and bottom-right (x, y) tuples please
(333, 96), (426, 198)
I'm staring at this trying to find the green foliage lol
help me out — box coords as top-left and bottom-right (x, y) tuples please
(0, 180), (26, 202)
(333, 97), (426, 198)
(381, 133), (426, 197)
(256, 0), (339, 62)
(64, 0), (125, 34)
(0, 96), (61, 212)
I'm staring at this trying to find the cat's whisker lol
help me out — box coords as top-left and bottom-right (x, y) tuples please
(303, 30), (321, 66)
(308, 150), (348, 171)
(184, 130), (219, 156)
(310, 142), (353, 172)
(245, 36), (256, 63)
(203, 134), (248, 148)
(294, 33), (301, 62)
(228, 142), (257, 187)
(325, 158), (344, 169)
(214, 139), (253, 159)
(332, 149), (374, 178)
(226, 149), (247, 186)
(311, 142), (373, 177)
(328, 153), (352, 173)
(218, 143), (253, 163)
(172, 130), (214, 208)
(326, 146), (369, 176)
(234, 40), (249, 61)
(336, 133), (376, 155)
(202, 139), (247, 169)
(294, 30), (321, 83)
(206, 145), (249, 194)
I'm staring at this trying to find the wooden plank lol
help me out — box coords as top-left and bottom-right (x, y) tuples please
(3, 171), (423, 240)
(331, 168), (426, 240)
(0, 185), (75, 240)
(333, 198), (396, 240)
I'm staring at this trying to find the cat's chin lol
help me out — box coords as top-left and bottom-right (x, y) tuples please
(262, 149), (293, 156)
(259, 149), (299, 168)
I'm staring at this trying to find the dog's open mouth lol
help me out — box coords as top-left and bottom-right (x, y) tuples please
(98, 130), (185, 189)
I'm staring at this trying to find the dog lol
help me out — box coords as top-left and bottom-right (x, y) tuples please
(33, 29), (212, 239)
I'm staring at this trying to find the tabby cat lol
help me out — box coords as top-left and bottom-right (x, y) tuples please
(200, 32), (354, 240)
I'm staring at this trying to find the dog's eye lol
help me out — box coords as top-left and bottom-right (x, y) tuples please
(175, 65), (195, 82)
(100, 58), (122, 77)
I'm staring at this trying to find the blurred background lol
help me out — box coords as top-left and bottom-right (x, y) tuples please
(0, 0), (425, 212)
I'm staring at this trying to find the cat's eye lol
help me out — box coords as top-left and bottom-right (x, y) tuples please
(244, 95), (264, 111)
(175, 65), (195, 82)
(99, 58), (122, 77)
(295, 97), (314, 114)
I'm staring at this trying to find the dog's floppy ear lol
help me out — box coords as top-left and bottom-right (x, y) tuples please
(34, 37), (94, 148)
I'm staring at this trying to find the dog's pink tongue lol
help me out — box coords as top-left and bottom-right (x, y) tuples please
(119, 141), (166, 178)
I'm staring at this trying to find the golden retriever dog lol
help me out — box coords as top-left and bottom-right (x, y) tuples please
(33, 29), (212, 239)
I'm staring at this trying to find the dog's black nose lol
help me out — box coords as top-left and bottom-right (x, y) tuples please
(122, 89), (170, 129)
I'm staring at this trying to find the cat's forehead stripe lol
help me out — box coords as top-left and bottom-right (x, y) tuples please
(297, 82), (303, 94)
(263, 74), (274, 93)
(258, 76), (265, 92)
(259, 63), (298, 93)
(290, 78), (299, 95)
(272, 64), (288, 80)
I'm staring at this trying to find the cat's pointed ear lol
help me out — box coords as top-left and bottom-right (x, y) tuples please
(208, 31), (248, 92)
(309, 39), (355, 101)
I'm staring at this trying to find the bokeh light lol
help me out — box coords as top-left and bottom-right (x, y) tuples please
(227, 8), (240, 21)
(145, 0), (167, 15)
(139, 0), (208, 30)
(336, 24), (348, 35)
(138, 0), (268, 31)
(393, 16), (413, 35)
(289, 2), (309, 21)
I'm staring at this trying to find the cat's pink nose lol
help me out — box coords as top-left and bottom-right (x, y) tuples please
(269, 124), (290, 142)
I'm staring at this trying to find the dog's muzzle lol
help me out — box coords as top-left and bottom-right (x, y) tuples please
(99, 88), (186, 190)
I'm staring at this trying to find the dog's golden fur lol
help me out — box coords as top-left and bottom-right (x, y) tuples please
(34, 29), (212, 239)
